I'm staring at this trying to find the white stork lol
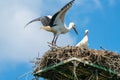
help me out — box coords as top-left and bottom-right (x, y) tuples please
(76, 30), (88, 48)
(25, 0), (78, 46)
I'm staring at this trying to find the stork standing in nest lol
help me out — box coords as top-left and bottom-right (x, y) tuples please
(25, 0), (78, 46)
(76, 30), (88, 48)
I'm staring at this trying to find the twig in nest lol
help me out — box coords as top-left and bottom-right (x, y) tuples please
(88, 72), (94, 80)
(95, 69), (98, 80)
(72, 61), (79, 80)
(100, 46), (106, 51)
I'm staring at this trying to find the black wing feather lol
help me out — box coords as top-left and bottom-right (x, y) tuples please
(49, 0), (75, 27)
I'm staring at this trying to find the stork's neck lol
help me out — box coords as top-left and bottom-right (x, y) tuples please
(63, 23), (73, 33)
(67, 23), (73, 30)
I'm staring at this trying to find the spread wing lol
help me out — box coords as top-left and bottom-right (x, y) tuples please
(49, 0), (75, 27)
(25, 16), (52, 28)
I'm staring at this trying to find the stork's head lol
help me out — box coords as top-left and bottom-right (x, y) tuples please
(70, 22), (78, 35)
(85, 29), (89, 35)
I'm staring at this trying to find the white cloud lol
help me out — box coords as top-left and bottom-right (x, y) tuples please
(71, 0), (104, 13)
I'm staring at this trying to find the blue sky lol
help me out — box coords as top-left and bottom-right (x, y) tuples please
(0, 0), (120, 80)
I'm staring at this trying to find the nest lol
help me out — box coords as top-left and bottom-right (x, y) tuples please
(33, 46), (120, 80)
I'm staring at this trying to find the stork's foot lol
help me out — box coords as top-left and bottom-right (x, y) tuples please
(47, 42), (53, 45)
(48, 45), (57, 49)
(47, 42), (57, 46)
(47, 42), (60, 48)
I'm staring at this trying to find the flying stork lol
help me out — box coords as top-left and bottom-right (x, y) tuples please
(25, 0), (78, 46)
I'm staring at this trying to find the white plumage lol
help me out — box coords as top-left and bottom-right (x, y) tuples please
(76, 30), (88, 48)
(25, 0), (78, 46)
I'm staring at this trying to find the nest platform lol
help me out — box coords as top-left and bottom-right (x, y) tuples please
(32, 46), (120, 80)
